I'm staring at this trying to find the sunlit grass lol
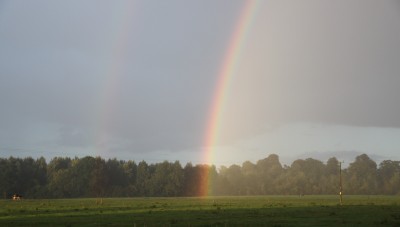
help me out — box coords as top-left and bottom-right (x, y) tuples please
(1, 196), (400, 226)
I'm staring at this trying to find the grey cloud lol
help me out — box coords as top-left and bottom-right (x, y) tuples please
(0, 0), (399, 161)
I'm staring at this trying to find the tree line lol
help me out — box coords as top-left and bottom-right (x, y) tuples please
(0, 153), (399, 199)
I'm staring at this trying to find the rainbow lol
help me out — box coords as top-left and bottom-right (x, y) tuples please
(201, 0), (259, 196)
(92, 2), (135, 157)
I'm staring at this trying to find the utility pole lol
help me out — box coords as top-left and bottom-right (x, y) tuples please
(339, 161), (343, 205)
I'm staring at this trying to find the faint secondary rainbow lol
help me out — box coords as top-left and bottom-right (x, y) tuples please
(92, 2), (135, 157)
(201, 0), (259, 196)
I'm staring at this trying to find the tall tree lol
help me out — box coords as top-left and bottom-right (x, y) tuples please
(136, 161), (150, 196)
(346, 154), (378, 194)
(324, 157), (340, 194)
(123, 160), (138, 196)
(47, 157), (72, 198)
(378, 160), (400, 194)
(256, 154), (283, 194)
(90, 157), (108, 197)
(241, 161), (258, 195)
(106, 158), (128, 196)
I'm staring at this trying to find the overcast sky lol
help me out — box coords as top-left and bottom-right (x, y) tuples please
(0, 0), (399, 166)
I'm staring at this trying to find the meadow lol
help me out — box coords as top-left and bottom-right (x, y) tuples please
(1, 196), (400, 226)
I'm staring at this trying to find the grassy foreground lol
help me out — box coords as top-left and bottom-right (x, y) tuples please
(1, 196), (400, 226)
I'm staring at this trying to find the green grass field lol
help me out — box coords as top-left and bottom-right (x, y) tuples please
(1, 196), (400, 226)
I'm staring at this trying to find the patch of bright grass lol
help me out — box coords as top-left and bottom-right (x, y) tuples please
(0, 196), (399, 226)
